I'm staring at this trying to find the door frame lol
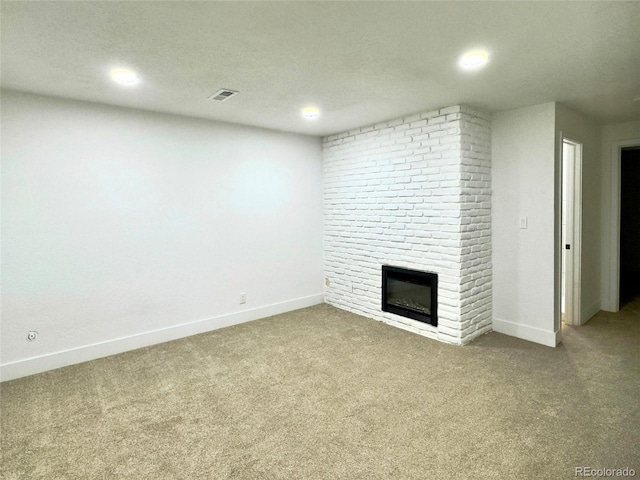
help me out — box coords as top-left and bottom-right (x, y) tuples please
(609, 138), (640, 312)
(560, 133), (583, 326)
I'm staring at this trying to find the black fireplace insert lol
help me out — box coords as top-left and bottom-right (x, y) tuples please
(382, 265), (438, 327)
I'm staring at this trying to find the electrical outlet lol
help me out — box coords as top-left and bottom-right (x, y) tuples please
(240, 292), (246, 304)
(519, 217), (528, 229)
(325, 278), (330, 287)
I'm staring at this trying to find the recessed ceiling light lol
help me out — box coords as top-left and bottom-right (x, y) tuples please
(459, 50), (489, 70)
(302, 107), (320, 120)
(110, 68), (140, 85)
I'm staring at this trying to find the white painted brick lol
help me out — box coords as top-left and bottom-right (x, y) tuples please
(405, 127), (423, 136)
(439, 105), (461, 115)
(323, 104), (492, 345)
(403, 113), (422, 123)
(428, 115), (447, 125)
(420, 109), (440, 120)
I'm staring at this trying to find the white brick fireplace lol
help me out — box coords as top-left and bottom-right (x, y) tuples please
(323, 105), (492, 345)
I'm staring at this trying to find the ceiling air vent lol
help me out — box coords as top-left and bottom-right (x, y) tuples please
(208, 89), (239, 102)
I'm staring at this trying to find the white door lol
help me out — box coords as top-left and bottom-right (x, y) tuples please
(561, 138), (582, 326)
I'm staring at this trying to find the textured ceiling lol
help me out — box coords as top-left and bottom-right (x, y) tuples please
(1, 1), (639, 136)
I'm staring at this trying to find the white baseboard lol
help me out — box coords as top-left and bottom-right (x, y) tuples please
(492, 317), (559, 347)
(582, 298), (601, 325)
(1, 293), (325, 382)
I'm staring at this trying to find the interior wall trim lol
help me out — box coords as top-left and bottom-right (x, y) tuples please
(492, 317), (559, 348)
(0, 293), (325, 382)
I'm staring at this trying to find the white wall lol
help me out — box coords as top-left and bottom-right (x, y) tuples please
(600, 120), (640, 310)
(555, 104), (602, 324)
(491, 103), (558, 347)
(1, 90), (324, 380)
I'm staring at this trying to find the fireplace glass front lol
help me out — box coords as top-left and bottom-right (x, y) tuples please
(382, 266), (437, 327)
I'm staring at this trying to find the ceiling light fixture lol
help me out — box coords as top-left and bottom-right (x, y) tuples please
(459, 50), (489, 70)
(110, 68), (140, 86)
(302, 107), (320, 120)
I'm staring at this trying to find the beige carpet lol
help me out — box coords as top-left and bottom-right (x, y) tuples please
(1, 303), (639, 479)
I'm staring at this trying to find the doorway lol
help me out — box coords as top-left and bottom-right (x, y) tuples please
(619, 147), (640, 308)
(561, 138), (582, 326)
(609, 139), (640, 312)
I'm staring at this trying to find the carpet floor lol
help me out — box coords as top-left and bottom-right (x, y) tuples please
(1, 303), (639, 479)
